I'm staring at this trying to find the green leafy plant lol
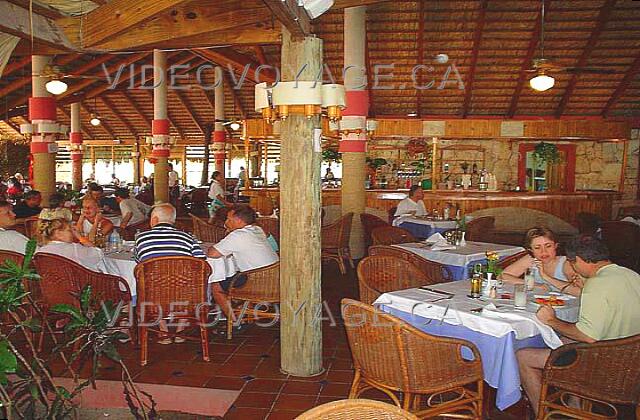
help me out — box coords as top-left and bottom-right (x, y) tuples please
(321, 149), (341, 164)
(366, 157), (387, 170)
(533, 142), (561, 164)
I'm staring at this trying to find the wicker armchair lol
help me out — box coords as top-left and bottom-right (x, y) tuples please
(388, 207), (398, 224)
(360, 213), (389, 251)
(296, 399), (418, 420)
(121, 219), (151, 241)
(497, 250), (530, 270)
(370, 226), (417, 246)
(190, 213), (227, 243)
(368, 245), (453, 284)
(321, 212), (354, 275)
(357, 255), (430, 304)
(183, 187), (209, 216)
(226, 262), (279, 340)
(538, 334), (640, 419)
(465, 216), (495, 242)
(600, 221), (640, 272)
(250, 195), (275, 216)
(256, 216), (279, 245)
(134, 256), (212, 366)
(341, 299), (484, 418)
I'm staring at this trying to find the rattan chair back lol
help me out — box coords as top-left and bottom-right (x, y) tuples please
(465, 216), (495, 242)
(251, 195), (275, 216)
(357, 255), (429, 304)
(370, 226), (417, 246)
(256, 217), (279, 244)
(321, 213), (355, 274)
(341, 299), (483, 417)
(368, 245), (453, 284)
(539, 334), (640, 418)
(600, 221), (640, 271)
(360, 213), (389, 250)
(497, 250), (530, 270)
(0, 250), (24, 266)
(295, 399), (418, 420)
(190, 214), (227, 243)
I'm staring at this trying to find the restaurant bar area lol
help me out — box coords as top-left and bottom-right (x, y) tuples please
(0, 0), (639, 418)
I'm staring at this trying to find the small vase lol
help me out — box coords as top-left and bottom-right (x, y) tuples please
(460, 231), (466, 246)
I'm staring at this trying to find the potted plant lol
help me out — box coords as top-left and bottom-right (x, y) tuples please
(533, 142), (561, 164)
(321, 149), (341, 164)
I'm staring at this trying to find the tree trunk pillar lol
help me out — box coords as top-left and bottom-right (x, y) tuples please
(70, 102), (83, 191)
(152, 49), (170, 204)
(213, 67), (226, 174)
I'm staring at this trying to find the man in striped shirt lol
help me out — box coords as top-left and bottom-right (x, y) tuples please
(134, 203), (205, 262)
(134, 203), (205, 344)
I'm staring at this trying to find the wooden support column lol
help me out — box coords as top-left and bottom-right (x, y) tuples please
(213, 67), (226, 174)
(152, 49), (170, 204)
(243, 134), (251, 189)
(202, 124), (213, 185)
(340, 6), (368, 259)
(279, 29), (324, 377)
(181, 146), (188, 185)
(132, 139), (141, 186)
(90, 146), (96, 176)
(70, 102), (83, 191)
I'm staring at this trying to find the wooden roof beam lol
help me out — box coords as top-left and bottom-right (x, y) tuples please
(100, 96), (139, 139)
(57, 105), (94, 139)
(2, 55), (31, 78)
(172, 91), (205, 133)
(254, 46), (270, 67)
(601, 52), (640, 117)
(507, 2), (544, 118)
(333, 0), (393, 9)
(3, 119), (23, 137)
(555, 0), (617, 118)
(79, 102), (117, 139)
(0, 1), (75, 50)
(461, 0), (488, 118)
(71, 0), (194, 47)
(262, 0), (311, 39)
(119, 92), (152, 130)
(4, 0), (64, 19)
(192, 48), (275, 84)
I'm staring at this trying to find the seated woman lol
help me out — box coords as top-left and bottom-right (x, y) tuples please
(36, 218), (107, 272)
(39, 193), (73, 222)
(499, 226), (583, 297)
(76, 197), (114, 247)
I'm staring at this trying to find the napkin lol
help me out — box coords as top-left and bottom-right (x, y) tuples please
(425, 232), (446, 243)
(481, 303), (564, 348)
(425, 232), (456, 251)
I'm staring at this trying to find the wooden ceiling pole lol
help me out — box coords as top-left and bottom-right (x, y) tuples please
(507, 2), (544, 118)
(262, 0), (312, 38)
(57, 105), (94, 139)
(333, 0), (393, 8)
(601, 52), (640, 117)
(416, 0), (425, 117)
(100, 96), (139, 139)
(79, 102), (117, 139)
(0, 2), (74, 50)
(119, 92), (152, 130)
(555, 0), (617, 118)
(461, 0), (488, 118)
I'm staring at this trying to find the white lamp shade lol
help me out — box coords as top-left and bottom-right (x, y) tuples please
(272, 81), (322, 106)
(254, 82), (271, 111)
(321, 84), (346, 108)
(302, 0), (334, 18)
(529, 73), (555, 92)
(229, 122), (241, 131)
(45, 79), (68, 95)
(90, 117), (101, 126)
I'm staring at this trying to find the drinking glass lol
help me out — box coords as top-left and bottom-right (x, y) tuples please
(524, 268), (535, 291)
(514, 284), (527, 309)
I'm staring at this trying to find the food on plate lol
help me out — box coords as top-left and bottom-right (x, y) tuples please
(534, 296), (566, 306)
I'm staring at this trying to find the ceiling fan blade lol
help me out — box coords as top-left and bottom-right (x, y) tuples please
(564, 67), (617, 74)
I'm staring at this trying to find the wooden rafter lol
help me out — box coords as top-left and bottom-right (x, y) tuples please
(555, 0), (617, 118)
(461, 0), (488, 118)
(507, 2), (543, 118)
(601, 52), (640, 117)
(2, 56), (31, 78)
(100, 96), (139, 138)
(333, 0), (393, 9)
(225, 72), (247, 120)
(119, 92), (152, 129)
(173, 91), (205, 133)
(131, 52), (193, 88)
(71, 0), (194, 47)
(416, 0), (425, 117)
(2, 119), (23, 136)
(262, 0), (311, 39)
(79, 103), (117, 139)
(192, 48), (275, 84)
(0, 2), (75, 50)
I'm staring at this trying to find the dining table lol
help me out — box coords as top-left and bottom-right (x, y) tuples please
(102, 242), (238, 299)
(374, 281), (580, 410)
(392, 215), (458, 239)
(394, 241), (525, 281)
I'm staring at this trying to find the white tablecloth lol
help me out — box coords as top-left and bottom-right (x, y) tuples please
(394, 241), (525, 268)
(103, 250), (237, 297)
(392, 216), (458, 230)
(374, 281), (579, 349)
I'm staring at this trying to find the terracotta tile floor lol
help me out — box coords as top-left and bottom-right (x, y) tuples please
(60, 262), (528, 419)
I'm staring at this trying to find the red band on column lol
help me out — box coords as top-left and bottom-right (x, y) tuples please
(213, 130), (226, 142)
(69, 132), (83, 144)
(152, 148), (170, 158)
(343, 91), (369, 117)
(31, 142), (52, 154)
(213, 152), (226, 159)
(152, 119), (170, 135)
(29, 97), (56, 121)
(71, 153), (83, 161)
(339, 141), (367, 153)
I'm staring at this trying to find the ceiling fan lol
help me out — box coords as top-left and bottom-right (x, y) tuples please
(215, 118), (242, 131)
(526, 0), (615, 92)
(34, 64), (104, 95)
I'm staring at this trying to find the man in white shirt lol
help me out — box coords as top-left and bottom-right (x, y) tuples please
(0, 200), (30, 254)
(114, 188), (151, 230)
(395, 185), (427, 217)
(207, 204), (279, 316)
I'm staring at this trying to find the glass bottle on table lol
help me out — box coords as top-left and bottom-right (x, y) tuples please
(524, 267), (536, 291)
(514, 284), (527, 309)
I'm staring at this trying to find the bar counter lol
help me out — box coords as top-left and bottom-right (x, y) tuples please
(242, 188), (619, 225)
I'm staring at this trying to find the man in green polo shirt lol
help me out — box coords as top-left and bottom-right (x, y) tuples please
(516, 235), (640, 416)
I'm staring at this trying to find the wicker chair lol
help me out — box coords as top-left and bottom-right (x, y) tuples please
(388, 206), (398, 224)
(370, 226), (417, 246)
(226, 262), (279, 340)
(465, 216), (495, 242)
(538, 334), (640, 419)
(497, 250), (530, 270)
(341, 299), (484, 418)
(357, 255), (430, 304)
(256, 217), (279, 245)
(250, 195), (275, 216)
(134, 256), (212, 366)
(368, 245), (453, 284)
(321, 212), (354, 275)
(296, 399), (418, 420)
(360, 213), (389, 251)
(190, 213), (227, 243)
(600, 221), (640, 272)
(121, 219), (151, 241)
(33, 253), (132, 350)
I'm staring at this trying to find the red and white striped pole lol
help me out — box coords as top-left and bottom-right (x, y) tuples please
(70, 102), (83, 190)
(213, 67), (226, 174)
(152, 49), (170, 204)
(340, 6), (369, 258)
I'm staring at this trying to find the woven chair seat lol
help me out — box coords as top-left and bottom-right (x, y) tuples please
(190, 213), (227, 243)
(357, 255), (430, 304)
(295, 399), (418, 419)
